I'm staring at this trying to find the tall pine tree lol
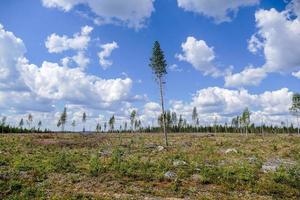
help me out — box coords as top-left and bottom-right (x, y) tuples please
(149, 41), (168, 146)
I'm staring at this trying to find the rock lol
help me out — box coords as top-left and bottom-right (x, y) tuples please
(261, 158), (296, 173)
(195, 167), (201, 171)
(191, 174), (202, 182)
(247, 156), (257, 164)
(173, 160), (187, 167)
(157, 145), (165, 151)
(164, 171), (176, 179)
(98, 149), (111, 157)
(225, 148), (238, 154)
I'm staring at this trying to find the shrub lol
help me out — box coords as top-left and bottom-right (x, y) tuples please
(51, 151), (76, 173)
(89, 154), (104, 176)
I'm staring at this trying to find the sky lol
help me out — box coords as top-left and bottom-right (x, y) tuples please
(0, 0), (300, 131)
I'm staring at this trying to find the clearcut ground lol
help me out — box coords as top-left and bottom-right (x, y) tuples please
(0, 133), (299, 199)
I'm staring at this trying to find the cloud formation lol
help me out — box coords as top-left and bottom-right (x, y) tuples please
(176, 36), (222, 77)
(45, 26), (93, 53)
(169, 87), (293, 125)
(0, 24), (133, 116)
(42, 0), (155, 29)
(177, 0), (259, 23)
(98, 41), (119, 69)
(225, 0), (300, 87)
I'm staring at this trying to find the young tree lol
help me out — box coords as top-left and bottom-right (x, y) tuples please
(59, 107), (67, 132)
(149, 41), (168, 146)
(134, 119), (138, 131)
(104, 122), (107, 132)
(57, 119), (62, 130)
(178, 115), (183, 128)
(38, 120), (42, 132)
(130, 110), (136, 133)
(96, 123), (101, 133)
(109, 115), (115, 132)
(289, 93), (300, 134)
(241, 107), (251, 136)
(124, 121), (128, 131)
(27, 113), (33, 131)
(71, 120), (76, 132)
(82, 112), (87, 133)
(171, 112), (177, 127)
(1, 116), (7, 134)
(192, 107), (198, 126)
(19, 118), (24, 129)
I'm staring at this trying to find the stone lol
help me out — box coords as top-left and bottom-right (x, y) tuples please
(157, 145), (165, 151)
(173, 160), (187, 167)
(261, 158), (296, 173)
(247, 156), (257, 164)
(191, 174), (202, 182)
(164, 171), (176, 179)
(225, 148), (238, 154)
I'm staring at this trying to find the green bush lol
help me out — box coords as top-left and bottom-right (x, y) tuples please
(89, 154), (104, 176)
(51, 151), (76, 173)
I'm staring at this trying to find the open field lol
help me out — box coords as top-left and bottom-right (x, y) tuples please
(0, 133), (299, 199)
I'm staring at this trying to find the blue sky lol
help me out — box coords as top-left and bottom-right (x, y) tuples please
(0, 0), (300, 130)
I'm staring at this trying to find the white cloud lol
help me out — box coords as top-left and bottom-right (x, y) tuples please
(292, 70), (300, 79)
(228, 1), (300, 87)
(0, 23), (135, 125)
(61, 51), (90, 69)
(0, 91), (54, 113)
(45, 25), (93, 53)
(224, 66), (267, 87)
(42, 0), (155, 29)
(72, 51), (90, 69)
(0, 24), (27, 91)
(176, 36), (221, 77)
(169, 87), (293, 125)
(18, 58), (132, 108)
(169, 64), (183, 72)
(98, 41), (119, 69)
(252, 7), (300, 73)
(140, 102), (161, 126)
(177, 0), (259, 23)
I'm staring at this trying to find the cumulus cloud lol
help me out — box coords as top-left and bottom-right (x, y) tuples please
(177, 0), (259, 23)
(98, 41), (119, 69)
(252, 7), (300, 73)
(169, 64), (183, 72)
(139, 102), (161, 126)
(292, 70), (300, 79)
(176, 36), (222, 77)
(61, 51), (90, 69)
(226, 1), (300, 87)
(45, 25), (93, 53)
(18, 58), (132, 108)
(42, 0), (155, 29)
(169, 87), (293, 125)
(0, 23), (135, 125)
(0, 24), (27, 91)
(224, 66), (267, 87)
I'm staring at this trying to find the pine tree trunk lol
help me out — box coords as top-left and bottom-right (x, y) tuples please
(297, 115), (299, 134)
(159, 77), (168, 146)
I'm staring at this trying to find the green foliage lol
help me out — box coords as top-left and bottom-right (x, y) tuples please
(51, 151), (76, 173)
(149, 41), (167, 79)
(89, 154), (104, 176)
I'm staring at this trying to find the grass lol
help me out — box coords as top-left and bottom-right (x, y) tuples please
(0, 133), (299, 199)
